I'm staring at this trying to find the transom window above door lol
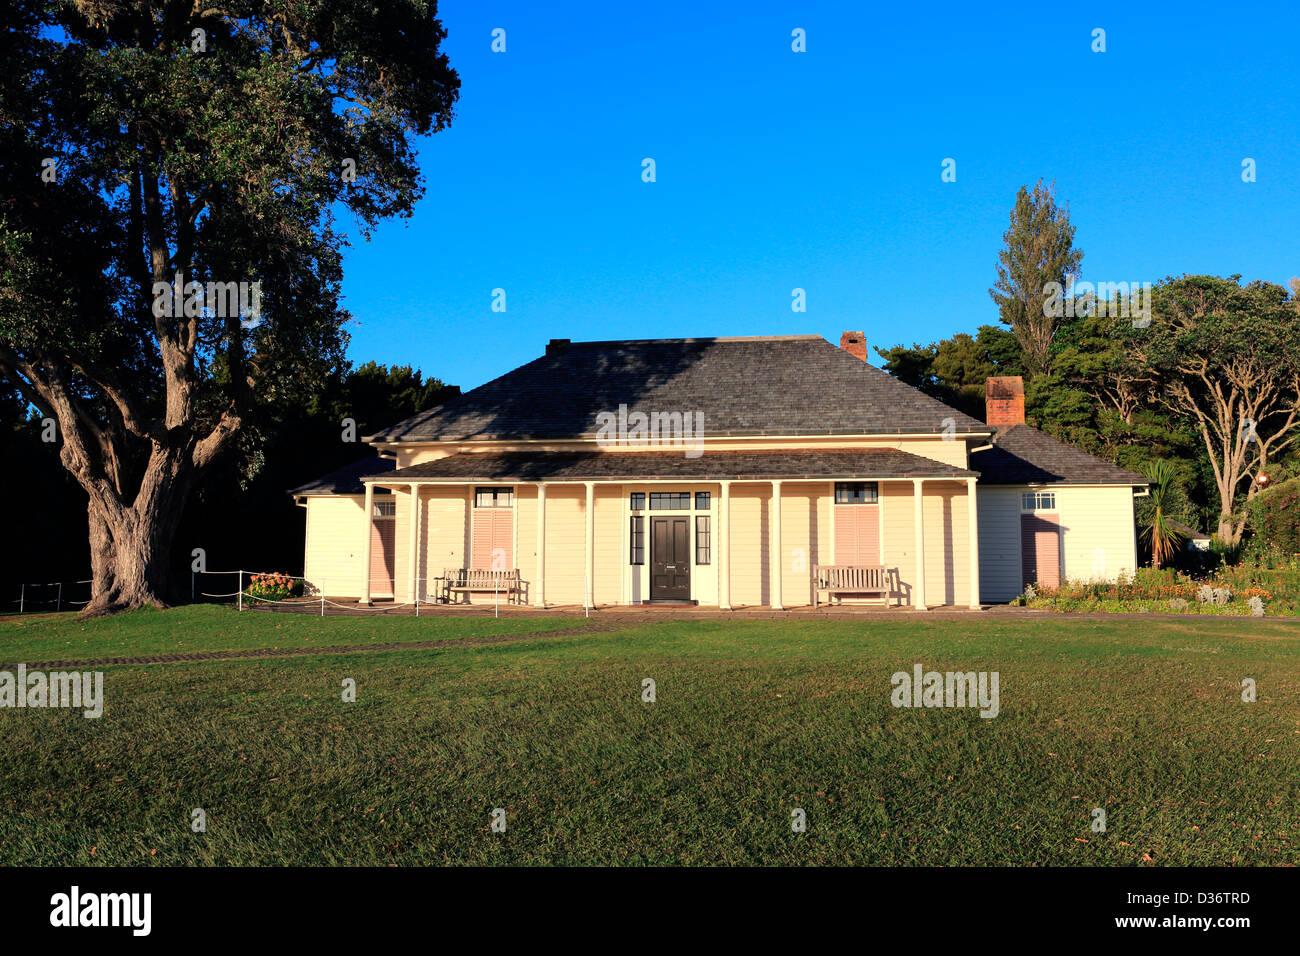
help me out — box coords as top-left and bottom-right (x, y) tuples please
(834, 481), (879, 504)
(1021, 491), (1056, 511)
(649, 492), (691, 510)
(474, 487), (514, 508)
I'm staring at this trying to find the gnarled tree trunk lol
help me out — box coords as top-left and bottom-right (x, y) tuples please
(80, 446), (204, 616)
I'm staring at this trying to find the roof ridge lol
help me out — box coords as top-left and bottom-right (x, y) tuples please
(556, 335), (825, 347)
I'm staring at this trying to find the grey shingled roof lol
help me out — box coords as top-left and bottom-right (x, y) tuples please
(365, 336), (990, 442)
(971, 424), (1147, 486)
(290, 456), (395, 496)
(365, 449), (976, 483)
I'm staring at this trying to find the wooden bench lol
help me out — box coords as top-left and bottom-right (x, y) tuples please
(438, 568), (522, 605)
(813, 565), (890, 607)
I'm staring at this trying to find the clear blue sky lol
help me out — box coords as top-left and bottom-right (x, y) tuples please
(339, 0), (1300, 390)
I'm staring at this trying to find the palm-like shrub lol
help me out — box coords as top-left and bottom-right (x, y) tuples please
(1138, 460), (1188, 569)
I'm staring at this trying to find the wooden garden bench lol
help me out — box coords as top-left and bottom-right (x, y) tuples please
(438, 568), (521, 604)
(813, 564), (890, 607)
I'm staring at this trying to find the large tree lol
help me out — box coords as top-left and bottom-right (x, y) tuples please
(0, 0), (458, 613)
(1137, 275), (1300, 545)
(989, 180), (1083, 377)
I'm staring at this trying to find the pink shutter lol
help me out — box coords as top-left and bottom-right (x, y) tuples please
(834, 504), (880, 564)
(471, 512), (493, 568)
(370, 520), (395, 595)
(471, 509), (513, 569)
(491, 510), (513, 570)
(1021, 514), (1060, 588)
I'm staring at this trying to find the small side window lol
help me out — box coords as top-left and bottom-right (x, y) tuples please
(629, 516), (645, 565)
(695, 515), (711, 565)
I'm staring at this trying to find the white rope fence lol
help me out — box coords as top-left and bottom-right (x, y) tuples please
(5, 569), (543, 617)
(195, 570), (529, 617)
(3, 579), (93, 615)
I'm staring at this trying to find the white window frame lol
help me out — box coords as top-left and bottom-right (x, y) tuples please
(474, 486), (515, 508)
(1020, 490), (1057, 511)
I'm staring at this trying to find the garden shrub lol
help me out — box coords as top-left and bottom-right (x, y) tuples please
(246, 572), (302, 602)
(1249, 478), (1300, 559)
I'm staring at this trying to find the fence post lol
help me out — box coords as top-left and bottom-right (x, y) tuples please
(56, 582), (62, 613)
(19, 583), (24, 615)
(320, 591), (325, 618)
(238, 570), (243, 612)
(415, 576), (420, 618)
(494, 576), (499, 619)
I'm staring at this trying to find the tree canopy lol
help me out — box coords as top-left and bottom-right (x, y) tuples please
(0, 0), (459, 612)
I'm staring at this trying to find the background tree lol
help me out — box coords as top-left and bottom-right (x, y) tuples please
(1138, 275), (1300, 545)
(875, 325), (1021, 420)
(0, 0), (459, 613)
(989, 180), (1083, 377)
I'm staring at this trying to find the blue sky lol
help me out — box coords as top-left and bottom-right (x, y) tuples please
(339, 0), (1300, 390)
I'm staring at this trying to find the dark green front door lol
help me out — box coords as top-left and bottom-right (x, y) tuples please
(651, 516), (691, 601)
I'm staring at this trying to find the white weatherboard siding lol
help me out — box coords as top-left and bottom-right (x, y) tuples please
(976, 487), (1022, 604)
(1055, 485), (1138, 584)
(302, 495), (366, 597)
(976, 484), (1138, 603)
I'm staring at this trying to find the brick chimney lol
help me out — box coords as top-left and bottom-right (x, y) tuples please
(839, 331), (867, 362)
(985, 376), (1025, 428)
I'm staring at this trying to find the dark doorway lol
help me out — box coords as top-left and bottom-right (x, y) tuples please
(651, 516), (691, 601)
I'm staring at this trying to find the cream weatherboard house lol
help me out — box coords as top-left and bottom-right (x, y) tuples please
(291, 333), (1148, 609)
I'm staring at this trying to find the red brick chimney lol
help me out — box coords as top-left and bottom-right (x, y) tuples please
(985, 376), (1025, 428)
(840, 331), (867, 362)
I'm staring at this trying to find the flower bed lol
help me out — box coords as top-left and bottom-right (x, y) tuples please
(1015, 570), (1296, 616)
(245, 572), (304, 602)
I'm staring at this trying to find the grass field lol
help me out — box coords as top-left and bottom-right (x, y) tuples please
(0, 608), (1296, 865)
(0, 606), (588, 662)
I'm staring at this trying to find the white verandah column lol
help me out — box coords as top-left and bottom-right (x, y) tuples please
(770, 479), (784, 610)
(407, 483), (419, 604)
(966, 477), (981, 608)
(718, 480), (732, 610)
(584, 481), (595, 609)
(534, 482), (547, 608)
(912, 477), (927, 610)
(360, 481), (374, 606)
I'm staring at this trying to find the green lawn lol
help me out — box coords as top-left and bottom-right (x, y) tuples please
(0, 608), (1296, 865)
(0, 605), (587, 662)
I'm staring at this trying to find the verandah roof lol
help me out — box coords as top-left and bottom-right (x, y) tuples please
(363, 449), (977, 484)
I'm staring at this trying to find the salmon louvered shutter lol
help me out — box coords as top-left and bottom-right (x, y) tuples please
(1021, 514), (1060, 588)
(834, 504), (880, 565)
(471, 509), (513, 570)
